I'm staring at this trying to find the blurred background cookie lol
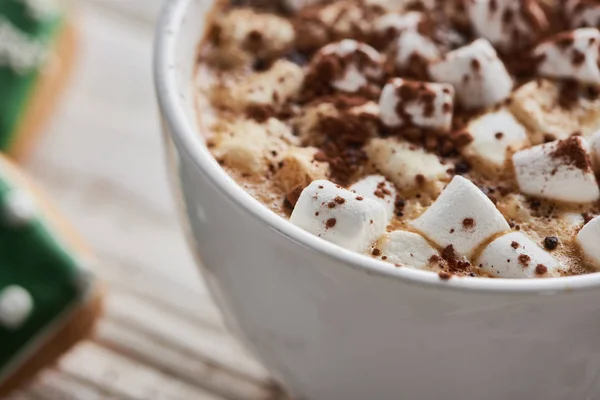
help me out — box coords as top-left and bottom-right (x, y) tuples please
(0, 154), (102, 397)
(0, 0), (76, 160)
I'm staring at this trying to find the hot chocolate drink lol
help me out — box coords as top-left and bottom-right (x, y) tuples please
(195, 0), (600, 279)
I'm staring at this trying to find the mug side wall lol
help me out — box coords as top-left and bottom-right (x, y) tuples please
(156, 0), (600, 398)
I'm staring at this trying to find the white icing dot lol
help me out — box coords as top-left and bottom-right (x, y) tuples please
(0, 17), (48, 74)
(0, 285), (33, 330)
(2, 190), (38, 226)
(15, 0), (58, 21)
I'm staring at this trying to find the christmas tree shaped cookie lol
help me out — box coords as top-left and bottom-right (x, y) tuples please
(0, 0), (76, 159)
(0, 154), (102, 396)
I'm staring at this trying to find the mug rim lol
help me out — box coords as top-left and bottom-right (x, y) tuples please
(153, 0), (600, 294)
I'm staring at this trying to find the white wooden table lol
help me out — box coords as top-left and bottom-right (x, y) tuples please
(8, 1), (285, 398)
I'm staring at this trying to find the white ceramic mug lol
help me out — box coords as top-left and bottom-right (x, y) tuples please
(154, 1), (600, 398)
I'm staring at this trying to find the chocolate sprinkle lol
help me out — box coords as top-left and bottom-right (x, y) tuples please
(438, 271), (452, 281)
(543, 236), (559, 250)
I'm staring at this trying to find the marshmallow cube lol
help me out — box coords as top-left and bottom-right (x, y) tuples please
(290, 180), (387, 252)
(274, 147), (330, 194)
(373, 12), (440, 67)
(535, 28), (600, 86)
(477, 232), (564, 278)
(565, 0), (600, 28)
(512, 136), (599, 203)
(373, 11), (423, 35)
(393, 30), (441, 68)
(284, 0), (324, 12)
(379, 78), (454, 132)
(365, 138), (449, 192)
(350, 175), (397, 222)
(375, 230), (438, 269)
(462, 108), (529, 175)
(315, 40), (384, 93)
(577, 216), (600, 268)
(429, 39), (513, 110)
(213, 60), (304, 111)
(410, 176), (510, 257)
(508, 79), (600, 143)
(466, 0), (547, 50)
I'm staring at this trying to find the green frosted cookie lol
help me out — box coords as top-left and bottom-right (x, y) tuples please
(0, 0), (65, 155)
(0, 155), (99, 396)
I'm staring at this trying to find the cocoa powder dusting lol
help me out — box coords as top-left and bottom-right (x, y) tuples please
(518, 254), (531, 267)
(441, 245), (471, 274)
(314, 106), (376, 183)
(551, 136), (591, 172)
(374, 181), (392, 199)
(535, 264), (548, 275)
(462, 218), (475, 229)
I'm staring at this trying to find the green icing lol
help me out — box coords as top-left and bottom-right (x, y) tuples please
(0, 168), (85, 375)
(0, 0), (63, 150)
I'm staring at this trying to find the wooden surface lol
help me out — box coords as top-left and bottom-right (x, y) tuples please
(7, 0), (284, 398)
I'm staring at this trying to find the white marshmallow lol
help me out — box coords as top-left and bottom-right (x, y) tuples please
(393, 30), (441, 68)
(429, 39), (513, 110)
(379, 78), (454, 132)
(577, 215), (600, 267)
(211, 118), (298, 175)
(466, 0), (548, 50)
(462, 108), (529, 174)
(508, 79), (600, 143)
(374, 11), (423, 35)
(290, 180), (387, 252)
(213, 59), (304, 111)
(562, 212), (586, 228)
(477, 232), (564, 278)
(365, 137), (449, 192)
(350, 175), (397, 223)
(284, 0), (323, 12)
(534, 28), (600, 86)
(590, 130), (600, 171)
(410, 176), (510, 257)
(565, 0), (600, 28)
(374, 230), (438, 269)
(314, 40), (384, 93)
(374, 12), (441, 68)
(0, 285), (33, 330)
(213, 9), (296, 63)
(512, 136), (599, 203)
(275, 147), (330, 194)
